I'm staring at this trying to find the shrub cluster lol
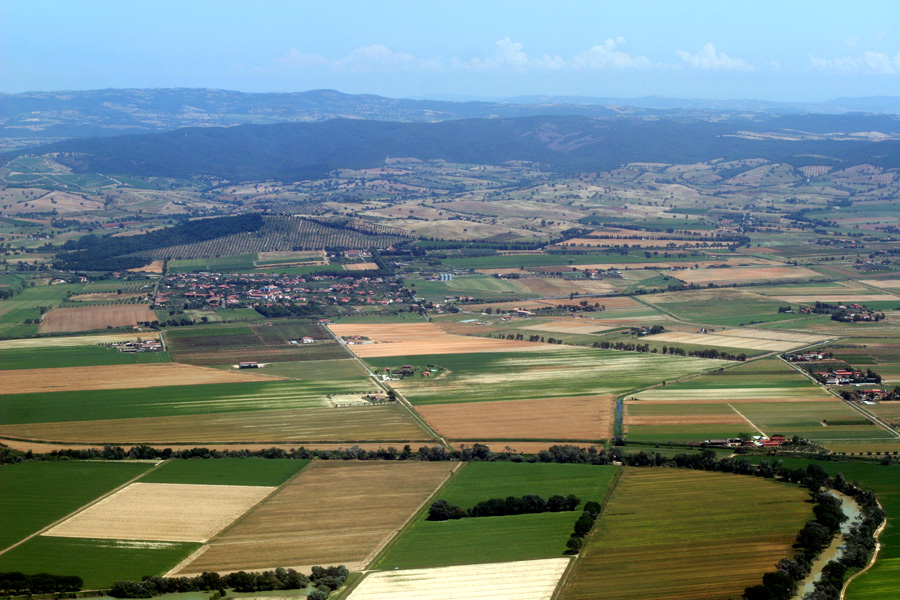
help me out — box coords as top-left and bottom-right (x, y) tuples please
(0, 572), (83, 595)
(427, 493), (579, 521)
(565, 501), (602, 554)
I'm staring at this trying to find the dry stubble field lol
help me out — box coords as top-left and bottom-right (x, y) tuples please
(329, 322), (545, 357)
(43, 482), (274, 543)
(39, 304), (158, 333)
(417, 395), (614, 441)
(0, 363), (274, 395)
(176, 461), (452, 574)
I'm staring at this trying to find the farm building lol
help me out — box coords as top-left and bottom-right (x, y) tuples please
(238, 361), (259, 369)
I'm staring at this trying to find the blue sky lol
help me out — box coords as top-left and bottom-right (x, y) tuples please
(2, 1), (899, 101)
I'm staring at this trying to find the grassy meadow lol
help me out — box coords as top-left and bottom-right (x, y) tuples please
(0, 345), (171, 370)
(138, 458), (309, 487)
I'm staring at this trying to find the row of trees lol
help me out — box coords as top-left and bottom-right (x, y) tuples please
(109, 566), (348, 599)
(591, 340), (747, 361)
(0, 572), (83, 595)
(564, 500), (603, 554)
(427, 493), (580, 521)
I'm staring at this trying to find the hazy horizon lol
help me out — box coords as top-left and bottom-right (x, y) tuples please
(3, 1), (899, 102)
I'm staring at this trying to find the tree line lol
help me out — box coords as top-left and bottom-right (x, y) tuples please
(108, 565), (348, 600)
(0, 572), (83, 595)
(427, 493), (580, 521)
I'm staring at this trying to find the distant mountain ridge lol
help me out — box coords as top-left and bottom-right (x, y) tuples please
(6, 114), (900, 183)
(2, 88), (898, 151)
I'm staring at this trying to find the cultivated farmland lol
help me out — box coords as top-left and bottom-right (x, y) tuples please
(39, 304), (158, 333)
(347, 558), (571, 600)
(176, 461), (452, 574)
(559, 468), (812, 600)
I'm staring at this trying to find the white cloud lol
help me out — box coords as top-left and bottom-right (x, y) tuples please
(676, 43), (754, 71)
(809, 52), (900, 74)
(464, 37), (655, 71)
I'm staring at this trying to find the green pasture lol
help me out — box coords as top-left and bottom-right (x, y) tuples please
(0, 379), (372, 426)
(0, 282), (85, 336)
(376, 462), (618, 569)
(138, 458), (308, 487)
(365, 348), (725, 405)
(0, 537), (200, 589)
(0, 346), (171, 370)
(163, 325), (255, 340)
(167, 254), (259, 274)
(647, 290), (812, 327)
(260, 358), (368, 380)
(0, 461), (151, 550)
(409, 276), (534, 300)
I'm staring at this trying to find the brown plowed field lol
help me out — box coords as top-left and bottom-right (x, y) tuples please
(0, 404), (431, 444)
(44, 482), (274, 543)
(329, 322), (544, 357)
(39, 304), (158, 333)
(174, 461), (452, 574)
(343, 262), (379, 271)
(417, 395), (614, 441)
(0, 363), (274, 395)
(127, 260), (165, 273)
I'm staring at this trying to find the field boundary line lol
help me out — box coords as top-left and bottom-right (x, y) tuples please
(726, 403), (767, 437)
(165, 459), (315, 576)
(361, 461), (466, 573)
(164, 544), (211, 578)
(840, 499), (887, 600)
(550, 464), (625, 600)
(0, 458), (163, 557)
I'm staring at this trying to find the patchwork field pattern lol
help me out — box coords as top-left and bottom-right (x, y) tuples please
(559, 469), (812, 600)
(417, 395), (614, 441)
(43, 482), (275, 542)
(330, 322), (544, 357)
(347, 558), (571, 600)
(643, 328), (830, 352)
(177, 461), (451, 574)
(39, 304), (158, 333)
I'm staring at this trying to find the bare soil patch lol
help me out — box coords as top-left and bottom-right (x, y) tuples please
(329, 322), (545, 357)
(0, 333), (145, 350)
(43, 482), (274, 542)
(39, 304), (158, 333)
(0, 363), (274, 395)
(127, 260), (165, 274)
(774, 294), (900, 303)
(417, 395), (614, 441)
(343, 262), (379, 271)
(521, 321), (615, 335)
(175, 461), (451, 574)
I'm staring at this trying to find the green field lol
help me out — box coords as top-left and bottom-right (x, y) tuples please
(375, 462), (618, 569)
(409, 276), (535, 300)
(0, 282), (85, 337)
(168, 254), (259, 273)
(441, 251), (705, 270)
(0, 461), (151, 550)
(366, 348), (725, 405)
(138, 458), (309, 486)
(647, 289), (813, 327)
(0, 537), (199, 589)
(0, 345), (171, 370)
(258, 358), (368, 380)
(560, 468), (812, 600)
(0, 379), (374, 425)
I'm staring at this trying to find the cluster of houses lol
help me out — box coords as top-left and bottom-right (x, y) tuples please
(703, 435), (787, 448)
(783, 351), (828, 362)
(153, 272), (409, 311)
(840, 388), (900, 404)
(812, 368), (879, 385)
(110, 338), (163, 352)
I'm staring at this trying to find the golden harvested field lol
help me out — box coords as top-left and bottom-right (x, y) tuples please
(39, 304), (158, 333)
(674, 266), (822, 285)
(127, 260), (165, 273)
(417, 395), (614, 441)
(711, 329), (830, 343)
(67, 292), (144, 302)
(642, 331), (802, 351)
(176, 461), (452, 574)
(633, 387), (833, 402)
(0, 333), (141, 349)
(560, 469), (812, 600)
(343, 262), (380, 271)
(347, 558), (571, 600)
(521, 321), (616, 335)
(44, 482), (274, 543)
(0, 405), (431, 444)
(0, 363), (273, 395)
(859, 279), (900, 289)
(329, 323), (544, 357)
